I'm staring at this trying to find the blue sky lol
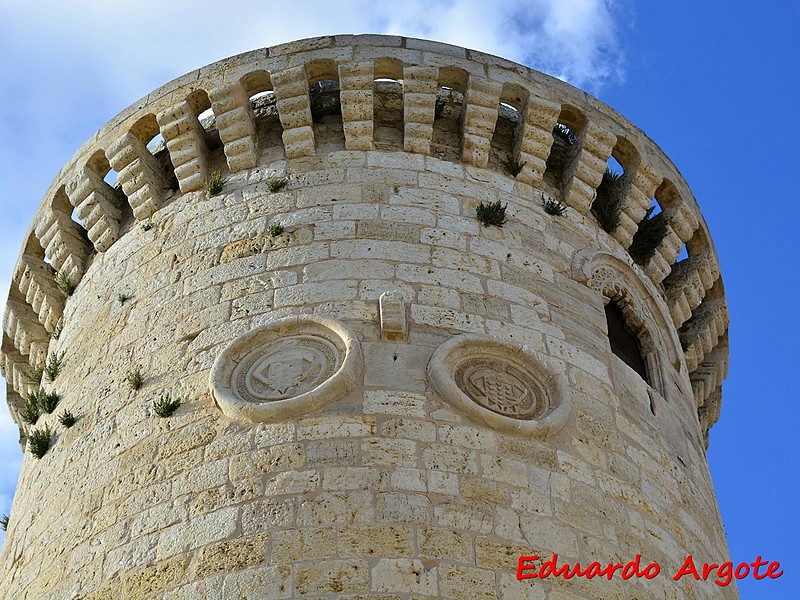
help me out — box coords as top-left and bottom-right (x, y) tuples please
(1, 1), (798, 597)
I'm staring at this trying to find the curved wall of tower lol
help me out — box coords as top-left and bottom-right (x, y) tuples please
(1, 35), (732, 599)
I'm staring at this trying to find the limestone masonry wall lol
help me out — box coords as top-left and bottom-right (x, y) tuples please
(1, 35), (733, 599)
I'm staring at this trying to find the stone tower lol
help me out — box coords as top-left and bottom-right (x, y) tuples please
(0, 35), (732, 599)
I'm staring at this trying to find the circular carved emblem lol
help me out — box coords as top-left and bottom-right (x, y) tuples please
(210, 316), (362, 422)
(234, 336), (339, 402)
(454, 359), (544, 419)
(428, 334), (570, 436)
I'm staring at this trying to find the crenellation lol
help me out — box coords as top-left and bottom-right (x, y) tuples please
(2, 337), (33, 400)
(209, 82), (259, 172)
(272, 66), (316, 158)
(614, 161), (660, 248)
(14, 254), (64, 332)
(680, 299), (730, 373)
(515, 95), (560, 186)
(156, 100), (212, 193)
(563, 122), (617, 213)
(664, 251), (720, 328)
(461, 75), (502, 167)
(107, 130), (165, 220)
(3, 297), (51, 370)
(65, 163), (123, 252)
(338, 61), (375, 151)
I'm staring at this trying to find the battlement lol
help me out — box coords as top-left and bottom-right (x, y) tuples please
(2, 35), (728, 444)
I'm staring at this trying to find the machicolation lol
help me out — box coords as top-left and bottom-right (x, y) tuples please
(1, 35), (733, 599)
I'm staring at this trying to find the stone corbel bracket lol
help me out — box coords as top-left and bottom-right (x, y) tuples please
(427, 334), (571, 437)
(210, 315), (363, 422)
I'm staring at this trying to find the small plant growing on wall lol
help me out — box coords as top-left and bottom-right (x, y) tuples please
(58, 410), (76, 428)
(55, 272), (76, 297)
(36, 389), (60, 414)
(506, 158), (526, 177)
(542, 196), (567, 216)
(268, 222), (285, 237)
(22, 364), (44, 386)
(0, 514), (8, 531)
(629, 207), (672, 265)
(27, 425), (51, 459)
(43, 351), (65, 382)
(591, 168), (623, 233)
(21, 397), (40, 425)
(268, 177), (288, 193)
(117, 293), (129, 305)
(126, 366), (144, 391)
(51, 317), (64, 340)
(204, 170), (226, 198)
(153, 393), (181, 417)
(140, 215), (154, 232)
(476, 201), (508, 227)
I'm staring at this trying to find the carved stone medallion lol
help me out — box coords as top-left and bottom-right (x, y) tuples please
(454, 359), (544, 419)
(210, 316), (362, 422)
(233, 335), (338, 403)
(428, 334), (570, 436)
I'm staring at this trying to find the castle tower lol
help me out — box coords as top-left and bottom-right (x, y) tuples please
(0, 36), (732, 599)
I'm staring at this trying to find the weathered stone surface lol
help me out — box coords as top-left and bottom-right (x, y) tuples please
(0, 34), (733, 600)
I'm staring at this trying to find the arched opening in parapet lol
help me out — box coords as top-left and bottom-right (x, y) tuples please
(20, 235), (62, 332)
(542, 105), (586, 197)
(306, 60), (345, 152)
(662, 224), (717, 329)
(629, 187), (671, 267)
(86, 150), (135, 232)
(187, 89), (223, 156)
(489, 83), (527, 175)
(592, 138), (639, 235)
(431, 67), (468, 163)
(52, 186), (89, 238)
(130, 114), (174, 196)
(242, 70), (285, 162)
(652, 179), (689, 268)
(678, 278), (725, 359)
(605, 299), (649, 383)
(373, 58), (404, 150)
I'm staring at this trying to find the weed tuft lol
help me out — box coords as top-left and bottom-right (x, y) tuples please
(204, 170), (226, 198)
(506, 159), (526, 177)
(51, 317), (64, 340)
(629, 207), (672, 265)
(21, 396), (40, 425)
(27, 425), (51, 459)
(153, 393), (181, 418)
(476, 201), (508, 228)
(55, 272), (76, 297)
(58, 410), (76, 428)
(22, 365), (44, 386)
(268, 222), (285, 237)
(126, 366), (144, 391)
(43, 351), (65, 382)
(268, 177), (288, 193)
(591, 168), (623, 233)
(542, 196), (567, 216)
(36, 389), (60, 414)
